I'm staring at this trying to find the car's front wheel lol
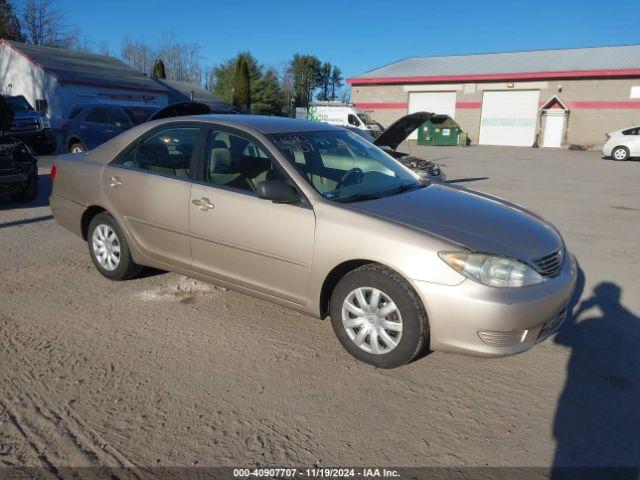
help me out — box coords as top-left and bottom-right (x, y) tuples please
(612, 146), (630, 161)
(88, 213), (142, 280)
(330, 264), (429, 368)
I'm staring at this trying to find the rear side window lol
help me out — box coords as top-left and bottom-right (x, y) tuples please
(109, 108), (133, 128)
(622, 127), (640, 136)
(124, 107), (156, 125)
(115, 125), (200, 179)
(86, 107), (110, 124)
(67, 106), (83, 119)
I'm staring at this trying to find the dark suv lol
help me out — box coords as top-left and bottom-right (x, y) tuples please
(0, 96), (38, 202)
(2, 95), (56, 154)
(62, 104), (158, 153)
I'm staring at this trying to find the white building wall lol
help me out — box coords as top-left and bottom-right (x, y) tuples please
(1, 43), (169, 128)
(0, 43), (58, 118)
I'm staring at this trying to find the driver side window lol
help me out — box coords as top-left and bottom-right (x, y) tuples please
(203, 129), (287, 194)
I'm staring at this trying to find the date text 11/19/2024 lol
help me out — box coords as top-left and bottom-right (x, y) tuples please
(233, 468), (400, 478)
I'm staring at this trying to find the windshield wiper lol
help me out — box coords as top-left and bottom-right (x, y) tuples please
(334, 192), (385, 203)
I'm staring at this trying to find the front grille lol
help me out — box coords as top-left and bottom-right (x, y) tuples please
(478, 329), (527, 347)
(533, 249), (564, 277)
(11, 118), (40, 133)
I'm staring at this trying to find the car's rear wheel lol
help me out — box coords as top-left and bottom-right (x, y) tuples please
(69, 142), (85, 154)
(88, 213), (142, 280)
(329, 264), (428, 368)
(612, 146), (630, 161)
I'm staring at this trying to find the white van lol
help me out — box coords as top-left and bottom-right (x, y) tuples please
(302, 104), (383, 135)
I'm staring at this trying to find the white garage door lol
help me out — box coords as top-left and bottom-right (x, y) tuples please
(479, 90), (540, 146)
(407, 91), (456, 140)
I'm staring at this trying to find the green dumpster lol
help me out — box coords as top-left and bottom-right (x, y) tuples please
(417, 115), (464, 146)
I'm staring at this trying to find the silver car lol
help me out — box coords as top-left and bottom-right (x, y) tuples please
(50, 115), (577, 368)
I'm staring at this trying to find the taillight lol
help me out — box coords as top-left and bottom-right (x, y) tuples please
(605, 133), (611, 142)
(50, 164), (57, 183)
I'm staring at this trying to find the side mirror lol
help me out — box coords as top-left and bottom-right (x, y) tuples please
(256, 181), (300, 204)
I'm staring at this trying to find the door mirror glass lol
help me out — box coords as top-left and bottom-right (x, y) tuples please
(256, 181), (300, 204)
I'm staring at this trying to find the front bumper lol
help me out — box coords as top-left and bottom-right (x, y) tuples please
(413, 254), (577, 357)
(10, 128), (55, 143)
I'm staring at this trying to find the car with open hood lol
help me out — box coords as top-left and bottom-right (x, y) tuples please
(0, 95), (38, 202)
(50, 115), (577, 368)
(346, 112), (445, 181)
(62, 101), (228, 153)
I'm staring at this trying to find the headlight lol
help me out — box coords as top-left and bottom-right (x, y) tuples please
(439, 251), (545, 287)
(40, 118), (51, 128)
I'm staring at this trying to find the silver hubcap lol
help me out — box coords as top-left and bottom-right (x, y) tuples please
(72, 145), (83, 153)
(614, 149), (627, 160)
(341, 287), (403, 355)
(92, 224), (121, 271)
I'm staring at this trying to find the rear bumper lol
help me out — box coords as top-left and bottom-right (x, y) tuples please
(50, 193), (84, 238)
(0, 173), (29, 184)
(413, 254), (577, 357)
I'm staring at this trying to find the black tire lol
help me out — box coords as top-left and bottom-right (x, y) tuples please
(11, 172), (38, 203)
(87, 212), (142, 280)
(69, 141), (85, 153)
(329, 264), (429, 368)
(612, 146), (630, 161)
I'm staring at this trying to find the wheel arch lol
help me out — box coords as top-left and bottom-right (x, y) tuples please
(67, 136), (85, 152)
(80, 205), (108, 240)
(319, 259), (417, 319)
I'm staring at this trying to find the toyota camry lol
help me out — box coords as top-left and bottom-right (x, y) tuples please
(50, 114), (577, 368)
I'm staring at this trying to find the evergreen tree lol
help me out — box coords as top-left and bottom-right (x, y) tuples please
(0, 0), (24, 41)
(151, 58), (167, 79)
(233, 57), (251, 113)
(330, 66), (343, 101)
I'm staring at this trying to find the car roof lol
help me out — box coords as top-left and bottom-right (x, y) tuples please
(176, 114), (342, 134)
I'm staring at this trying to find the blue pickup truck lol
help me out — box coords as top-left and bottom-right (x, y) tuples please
(2, 95), (56, 154)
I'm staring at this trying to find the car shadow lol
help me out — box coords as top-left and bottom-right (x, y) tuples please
(0, 173), (51, 210)
(552, 269), (640, 478)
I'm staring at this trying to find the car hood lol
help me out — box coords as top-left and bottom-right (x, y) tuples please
(374, 112), (449, 150)
(0, 96), (15, 134)
(348, 184), (563, 261)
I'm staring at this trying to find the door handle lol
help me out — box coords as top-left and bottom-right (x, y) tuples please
(109, 176), (123, 188)
(192, 197), (214, 211)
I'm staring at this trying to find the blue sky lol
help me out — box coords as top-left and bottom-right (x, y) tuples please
(58, 0), (640, 78)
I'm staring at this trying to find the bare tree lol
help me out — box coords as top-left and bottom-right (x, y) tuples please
(121, 36), (154, 75)
(121, 32), (203, 84)
(21, 0), (75, 48)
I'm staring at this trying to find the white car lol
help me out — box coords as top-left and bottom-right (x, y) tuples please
(603, 125), (640, 161)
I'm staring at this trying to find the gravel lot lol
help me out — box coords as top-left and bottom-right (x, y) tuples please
(1, 146), (639, 473)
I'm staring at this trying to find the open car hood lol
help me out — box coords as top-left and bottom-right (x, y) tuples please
(374, 112), (450, 150)
(0, 96), (15, 134)
(148, 101), (212, 121)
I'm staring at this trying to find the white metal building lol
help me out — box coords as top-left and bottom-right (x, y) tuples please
(0, 40), (170, 127)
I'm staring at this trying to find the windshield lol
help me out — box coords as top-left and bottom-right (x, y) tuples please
(5, 96), (34, 113)
(268, 130), (421, 202)
(124, 107), (156, 125)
